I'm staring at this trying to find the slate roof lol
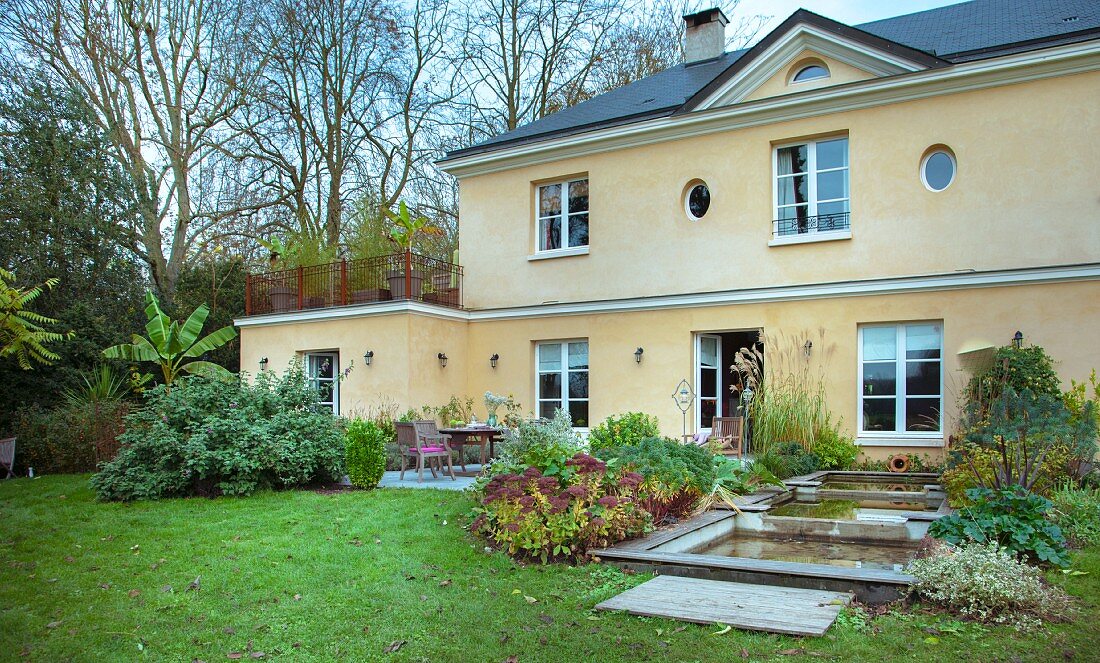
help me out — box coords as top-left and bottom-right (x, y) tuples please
(446, 0), (1100, 160)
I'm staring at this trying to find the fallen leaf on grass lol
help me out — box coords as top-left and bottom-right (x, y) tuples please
(383, 640), (406, 654)
(293, 594), (301, 601)
(439, 579), (452, 587)
(503, 657), (518, 663)
(227, 653), (243, 660)
(187, 576), (201, 591)
(46, 621), (62, 629)
(523, 596), (537, 604)
(740, 648), (749, 659)
(778, 648), (806, 656)
(250, 653), (265, 659)
(128, 589), (140, 598)
(712, 624), (731, 635)
(924, 636), (940, 645)
(161, 585), (173, 593)
(99, 583), (110, 590)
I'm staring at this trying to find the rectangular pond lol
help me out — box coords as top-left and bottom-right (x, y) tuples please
(593, 471), (948, 604)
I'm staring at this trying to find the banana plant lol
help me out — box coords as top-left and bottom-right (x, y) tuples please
(103, 292), (237, 391)
(385, 201), (442, 252)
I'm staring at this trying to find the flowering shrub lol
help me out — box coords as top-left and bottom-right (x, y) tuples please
(587, 412), (660, 452)
(907, 540), (1073, 629)
(91, 362), (344, 501)
(595, 437), (715, 523)
(471, 453), (650, 561)
(928, 486), (1070, 567)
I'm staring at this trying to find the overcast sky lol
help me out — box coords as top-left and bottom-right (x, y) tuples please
(733, 0), (965, 37)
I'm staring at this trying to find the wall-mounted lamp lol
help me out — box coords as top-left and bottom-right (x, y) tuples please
(363, 350), (374, 366)
(803, 340), (813, 356)
(490, 353), (499, 369)
(258, 357), (269, 371)
(634, 347), (644, 364)
(1013, 330), (1024, 348)
(437, 352), (448, 368)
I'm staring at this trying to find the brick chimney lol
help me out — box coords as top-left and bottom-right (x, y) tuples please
(683, 8), (729, 64)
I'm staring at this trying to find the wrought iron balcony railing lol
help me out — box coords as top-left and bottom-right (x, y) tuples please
(244, 251), (463, 316)
(772, 212), (850, 238)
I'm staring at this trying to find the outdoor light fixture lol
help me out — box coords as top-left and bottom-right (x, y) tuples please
(634, 347), (644, 363)
(363, 350), (374, 366)
(437, 352), (448, 368)
(803, 339), (813, 356)
(1013, 331), (1024, 348)
(490, 353), (499, 369)
(671, 378), (696, 441)
(259, 357), (269, 370)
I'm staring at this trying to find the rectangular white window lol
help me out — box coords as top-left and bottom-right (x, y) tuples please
(306, 352), (339, 415)
(536, 341), (589, 427)
(773, 137), (849, 237)
(858, 323), (942, 435)
(537, 178), (589, 252)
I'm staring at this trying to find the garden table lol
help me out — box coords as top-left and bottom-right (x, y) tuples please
(438, 426), (503, 475)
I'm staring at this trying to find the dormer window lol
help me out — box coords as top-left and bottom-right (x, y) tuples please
(792, 64), (829, 83)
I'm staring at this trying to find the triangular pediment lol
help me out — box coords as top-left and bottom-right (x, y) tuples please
(686, 10), (949, 112)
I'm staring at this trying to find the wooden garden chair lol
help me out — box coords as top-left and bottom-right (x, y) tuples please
(709, 417), (744, 459)
(0, 437), (14, 479)
(396, 421), (455, 483)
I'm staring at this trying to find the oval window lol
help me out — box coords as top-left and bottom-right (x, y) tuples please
(792, 65), (829, 83)
(685, 183), (711, 220)
(921, 149), (956, 191)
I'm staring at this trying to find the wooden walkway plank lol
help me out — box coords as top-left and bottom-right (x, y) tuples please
(595, 575), (852, 637)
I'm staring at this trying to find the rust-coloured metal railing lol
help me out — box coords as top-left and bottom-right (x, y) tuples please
(245, 251), (463, 316)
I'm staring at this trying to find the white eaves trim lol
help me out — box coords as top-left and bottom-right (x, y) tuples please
(438, 40), (1100, 178)
(235, 262), (1100, 327)
(699, 24), (924, 108)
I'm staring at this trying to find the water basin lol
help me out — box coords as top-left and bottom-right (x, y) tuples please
(694, 534), (916, 571)
(818, 479), (929, 491)
(768, 497), (938, 520)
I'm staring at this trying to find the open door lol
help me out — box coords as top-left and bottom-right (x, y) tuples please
(695, 334), (722, 432)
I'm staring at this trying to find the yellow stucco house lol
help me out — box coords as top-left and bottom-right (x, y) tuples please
(237, 1), (1100, 460)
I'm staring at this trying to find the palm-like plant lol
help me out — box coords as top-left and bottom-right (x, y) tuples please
(385, 201), (442, 252)
(0, 267), (73, 369)
(103, 292), (237, 391)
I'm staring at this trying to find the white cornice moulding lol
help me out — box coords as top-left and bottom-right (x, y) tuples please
(235, 263), (1100, 327)
(700, 24), (924, 108)
(437, 40), (1100, 178)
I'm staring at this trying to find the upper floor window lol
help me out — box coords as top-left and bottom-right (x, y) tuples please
(792, 64), (829, 83)
(858, 323), (942, 436)
(306, 352), (339, 415)
(536, 340), (589, 427)
(537, 178), (589, 252)
(773, 137), (849, 237)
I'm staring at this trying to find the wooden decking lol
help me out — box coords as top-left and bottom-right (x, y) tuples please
(595, 575), (852, 636)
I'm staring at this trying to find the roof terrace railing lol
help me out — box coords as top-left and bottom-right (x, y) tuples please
(244, 250), (463, 316)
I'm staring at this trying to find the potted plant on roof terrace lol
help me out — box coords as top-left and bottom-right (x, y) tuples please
(384, 201), (442, 300)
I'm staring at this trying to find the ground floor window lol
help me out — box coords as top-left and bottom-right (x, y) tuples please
(306, 352), (339, 415)
(858, 323), (942, 435)
(536, 341), (589, 427)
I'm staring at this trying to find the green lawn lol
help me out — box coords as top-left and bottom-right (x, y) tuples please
(2, 476), (1098, 662)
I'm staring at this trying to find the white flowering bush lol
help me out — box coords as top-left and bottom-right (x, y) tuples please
(907, 540), (1073, 629)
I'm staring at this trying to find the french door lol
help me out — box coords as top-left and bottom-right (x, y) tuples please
(695, 334), (722, 431)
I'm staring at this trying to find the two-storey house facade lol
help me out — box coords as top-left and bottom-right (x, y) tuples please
(237, 0), (1100, 459)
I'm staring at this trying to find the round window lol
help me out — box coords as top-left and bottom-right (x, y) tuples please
(792, 64), (829, 83)
(921, 149), (956, 191)
(685, 183), (711, 220)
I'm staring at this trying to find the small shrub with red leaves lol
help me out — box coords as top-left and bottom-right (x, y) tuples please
(470, 452), (651, 562)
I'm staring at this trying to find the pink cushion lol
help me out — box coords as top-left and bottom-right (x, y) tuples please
(409, 446), (445, 453)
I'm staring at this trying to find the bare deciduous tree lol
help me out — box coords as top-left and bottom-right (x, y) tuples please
(1, 0), (269, 301)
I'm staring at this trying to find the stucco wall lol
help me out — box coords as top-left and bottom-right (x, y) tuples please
(741, 49), (875, 102)
(456, 70), (1100, 309)
(239, 280), (1100, 460)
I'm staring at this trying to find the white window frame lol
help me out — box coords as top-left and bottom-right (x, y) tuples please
(920, 149), (957, 192)
(771, 137), (850, 243)
(694, 334), (723, 432)
(306, 351), (340, 415)
(857, 323), (943, 441)
(535, 177), (589, 255)
(535, 340), (589, 429)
